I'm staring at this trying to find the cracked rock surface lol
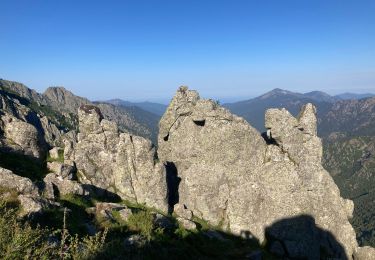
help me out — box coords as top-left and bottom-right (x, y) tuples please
(158, 87), (360, 259)
(72, 105), (168, 212)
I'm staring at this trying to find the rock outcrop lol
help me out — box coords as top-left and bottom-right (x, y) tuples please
(0, 167), (39, 195)
(354, 246), (375, 260)
(158, 87), (266, 223)
(158, 87), (362, 259)
(93, 202), (133, 223)
(1, 114), (45, 158)
(0, 166), (60, 218)
(40, 116), (63, 146)
(43, 172), (87, 199)
(18, 194), (59, 217)
(0, 80), (68, 148)
(72, 105), (168, 212)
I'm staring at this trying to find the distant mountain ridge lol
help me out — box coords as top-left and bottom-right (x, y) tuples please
(224, 88), (333, 131)
(224, 88), (374, 131)
(104, 99), (168, 117)
(336, 92), (375, 100)
(305, 90), (340, 103)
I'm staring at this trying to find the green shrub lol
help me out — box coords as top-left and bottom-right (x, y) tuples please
(47, 149), (64, 163)
(0, 198), (108, 260)
(127, 210), (154, 240)
(59, 208), (108, 259)
(0, 201), (55, 259)
(59, 195), (94, 235)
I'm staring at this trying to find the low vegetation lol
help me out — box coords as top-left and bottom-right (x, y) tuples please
(323, 136), (375, 246)
(47, 149), (65, 163)
(0, 198), (106, 259)
(0, 187), (275, 260)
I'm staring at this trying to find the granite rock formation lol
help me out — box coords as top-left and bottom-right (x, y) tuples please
(72, 105), (168, 212)
(158, 87), (362, 259)
(0, 167), (39, 196)
(1, 114), (45, 158)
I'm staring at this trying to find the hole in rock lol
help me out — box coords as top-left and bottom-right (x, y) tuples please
(261, 131), (277, 145)
(164, 134), (169, 141)
(165, 161), (181, 214)
(193, 119), (205, 127)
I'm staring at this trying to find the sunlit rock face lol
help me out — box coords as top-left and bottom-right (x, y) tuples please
(1, 114), (45, 158)
(158, 87), (359, 259)
(72, 104), (168, 212)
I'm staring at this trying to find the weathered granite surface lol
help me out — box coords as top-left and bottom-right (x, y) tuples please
(72, 105), (168, 212)
(158, 87), (361, 259)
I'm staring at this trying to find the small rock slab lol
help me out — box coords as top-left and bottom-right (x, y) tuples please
(47, 162), (75, 180)
(124, 234), (147, 250)
(18, 194), (59, 217)
(153, 213), (175, 230)
(354, 246), (375, 260)
(177, 217), (196, 230)
(49, 147), (61, 160)
(174, 203), (193, 220)
(95, 202), (132, 222)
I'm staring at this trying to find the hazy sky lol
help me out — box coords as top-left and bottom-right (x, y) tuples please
(1, 0), (375, 103)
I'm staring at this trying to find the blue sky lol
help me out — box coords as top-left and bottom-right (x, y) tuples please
(1, 0), (375, 103)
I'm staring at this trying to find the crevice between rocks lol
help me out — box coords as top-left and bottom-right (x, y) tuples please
(162, 112), (192, 142)
(128, 135), (138, 202)
(165, 161), (180, 215)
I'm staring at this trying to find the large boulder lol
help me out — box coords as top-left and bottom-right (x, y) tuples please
(1, 114), (44, 158)
(40, 116), (62, 146)
(43, 173), (87, 199)
(62, 131), (77, 166)
(93, 202), (132, 222)
(158, 87), (361, 259)
(18, 194), (59, 217)
(47, 161), (75, 179)
(73, 105), (168, 212)
(0, 167), (39, 195)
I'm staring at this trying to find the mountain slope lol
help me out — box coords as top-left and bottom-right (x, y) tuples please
(0, 79), (159, 143)
(304, 90), (340, 103)
(335, 93), (375, 100)
(43, 87), (159, 142)
(320, 97), (375, 246)
(105, 99), (168, 117)
(319, 98), (375, 137)
(0, 79), (76, 133)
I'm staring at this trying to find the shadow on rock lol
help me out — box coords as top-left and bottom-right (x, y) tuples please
(91, 215), (350, 260)
(165, 161), (181, 214)
(0, 149), (48, 181)
(81, 184), (122, 202)
(94, 227), (265, 260)
(265, 215), (348, 260)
